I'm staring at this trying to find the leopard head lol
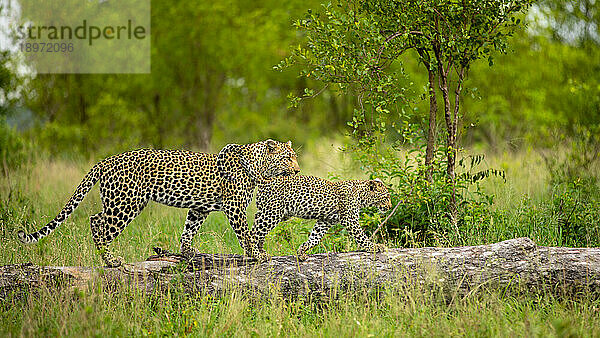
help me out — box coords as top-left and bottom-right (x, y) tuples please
(362, 178), (392, 211)
(257, 139), (300, 180)
(218, 139), (300, 184)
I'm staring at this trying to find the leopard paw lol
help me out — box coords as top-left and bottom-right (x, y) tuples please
(373, 243), (387, 253)
(255, 251), (271, 263)
(296, 249), (309, 262)
(102, 251), (123, 268)
(362, 243), (386, 254)
(181, 244), (200, 259)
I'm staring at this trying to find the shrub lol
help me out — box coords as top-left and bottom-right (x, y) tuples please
(543, 124), (600, 188)
(0, 118), (31, 174)
(551, 179), (600, 247)
(356, 138), (502, 247)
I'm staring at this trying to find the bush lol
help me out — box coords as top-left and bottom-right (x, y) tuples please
(543, 124), (600, 188)
(539, 124), (600, 246)
(355, 140), (502, 247)
(551, 179), (600, 247)
(0, 118), (31, 174)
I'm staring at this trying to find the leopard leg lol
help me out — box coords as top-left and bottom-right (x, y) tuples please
(94, 186), (148, 267)
(251, 210), (282, 262)
(90, 212), (122, 268)
(222, 197), (253, 256)
(180, 209), (208, 258)
(345, 221), (386, 254)
(90, 210), (145, 268)
(297, 220), (332, 261)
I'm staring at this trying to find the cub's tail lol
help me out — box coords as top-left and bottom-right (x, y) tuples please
(18, 162), (103, 244)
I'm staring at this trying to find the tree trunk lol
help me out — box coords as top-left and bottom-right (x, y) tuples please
(438, 75), (454, 183)
(450, 65), (466, 224)
(191, 72), (225, 151)
(436, 58), (459, 231)
(425, 68), (438, 183)
(2, 238), (600, 300)
(416, 48), (438, 184)
(151, 93), (164, 149)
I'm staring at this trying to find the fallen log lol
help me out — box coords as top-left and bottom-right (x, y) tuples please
(1, 238), (600, 300)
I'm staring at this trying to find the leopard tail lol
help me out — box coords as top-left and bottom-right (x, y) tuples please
(17, 162), (103, 243)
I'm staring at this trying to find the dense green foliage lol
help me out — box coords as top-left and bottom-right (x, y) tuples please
(0, 16), (32, 173)
(0, 0), (597, 155)
(284, 0), (541, 241)
(0, 117), (31, 173)
(11, 0), (352, 157)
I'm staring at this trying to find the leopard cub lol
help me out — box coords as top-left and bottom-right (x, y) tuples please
(251, 175), (392, 262)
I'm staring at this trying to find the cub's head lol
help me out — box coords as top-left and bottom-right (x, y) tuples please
(361, 178), (392, 211)
(256, 139), (300, 180)
(218, 139), (299, 183)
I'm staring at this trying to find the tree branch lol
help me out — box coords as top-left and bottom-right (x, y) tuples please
(3, 239), (600, 300)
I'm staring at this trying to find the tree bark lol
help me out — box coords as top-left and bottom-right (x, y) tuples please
(448, 66), (466, 232)
(435, 56), (459, 231)
(432, 36), (461, 231)
(425, 68), (438, 183)
(416, 47), (438, 184)
(438, 72), (453, 182)
(2, 238), (600, 300)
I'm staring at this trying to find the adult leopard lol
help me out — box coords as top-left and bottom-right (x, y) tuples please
(250, 175), (391, 262)
(18, 139), (300, 267)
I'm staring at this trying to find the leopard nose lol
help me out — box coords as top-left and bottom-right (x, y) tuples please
(292, 159), (300, 174)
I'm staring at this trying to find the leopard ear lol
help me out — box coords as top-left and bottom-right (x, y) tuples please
(368, 179), (382, 191)
(265, 139), (278, 153)
(217, 144), (243, 181)
(286, 140), (292, 147)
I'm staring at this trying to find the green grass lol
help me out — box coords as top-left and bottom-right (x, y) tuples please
(2, 278), (600, 336)
(1, 148), (600, 336)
